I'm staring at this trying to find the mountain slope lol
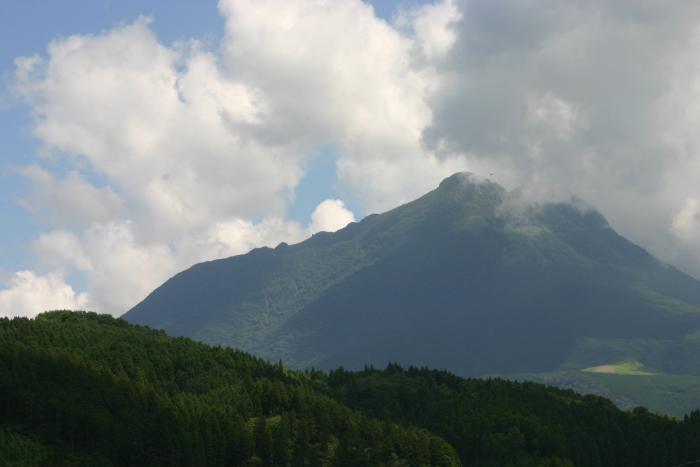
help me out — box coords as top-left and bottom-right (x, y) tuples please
(125, 172), (700, 376)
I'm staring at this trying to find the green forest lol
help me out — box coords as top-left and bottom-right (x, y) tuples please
(2, 311), (700, 466)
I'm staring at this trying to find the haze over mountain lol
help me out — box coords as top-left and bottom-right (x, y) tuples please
(126, 173), (700, 377)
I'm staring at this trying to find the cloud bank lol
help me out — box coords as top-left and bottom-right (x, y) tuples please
(5, 0), (700, 316)
(0, 271), (88, 318)
(423, 0), (700, 273)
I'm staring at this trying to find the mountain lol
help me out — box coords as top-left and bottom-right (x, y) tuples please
(125, 172), (700, 377)
(5, 311), (700, 466)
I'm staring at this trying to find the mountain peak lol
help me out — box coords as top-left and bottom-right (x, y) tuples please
(434, 171), (507, 208)
(125, 173), (700, 378)
(438, 171), (475, 187)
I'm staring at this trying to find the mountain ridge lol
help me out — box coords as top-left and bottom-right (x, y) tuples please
(125, 172), (700, 377)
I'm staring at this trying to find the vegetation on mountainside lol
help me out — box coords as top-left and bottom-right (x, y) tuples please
(0, 311), (457, 466)
(125, 173), (700, 379)
(3, 311), (700, 466)
(0, 429), (108, 466)
(311, 365), (700, 467)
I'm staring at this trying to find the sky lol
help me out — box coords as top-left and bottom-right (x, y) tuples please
(2, 0), (700, 318)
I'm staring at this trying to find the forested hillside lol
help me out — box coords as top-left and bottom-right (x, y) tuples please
(0, 311), (457, 466)
(312, 366), (700, 466)
(3, 311), (700, 466)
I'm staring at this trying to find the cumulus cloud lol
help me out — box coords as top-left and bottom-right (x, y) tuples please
(15, 17), (304, 243)
(308, 199), (355, 234)
(0, 271), (89, 318)
(396, 0), (460, 65)
(175, 217), (307, 267)
(219, 0), (468, 212)
(34, 230), (91, 272)
(20, 165), (124, 228)
(423, 0), (700, 276)
(672, 199), (700, 244)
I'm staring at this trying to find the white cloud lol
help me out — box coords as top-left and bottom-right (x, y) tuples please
(20, 165), (124, 228)
(308, 199), (355, 234)
(15, 16), (305, 243)
(672, 199), (700, 243)
(0, 271), (89, 318)
(34, 230), (91, 272)
(396, 0), (460, 65)
(422, 0), (700, 277)
(175, 217), (306, 266)
(218, 0), (469, 212)
(79, 222), (178, 313)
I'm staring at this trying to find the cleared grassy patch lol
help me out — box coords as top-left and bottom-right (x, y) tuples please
(582, 360), (655, 376)
(503, 370), (700, 417)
